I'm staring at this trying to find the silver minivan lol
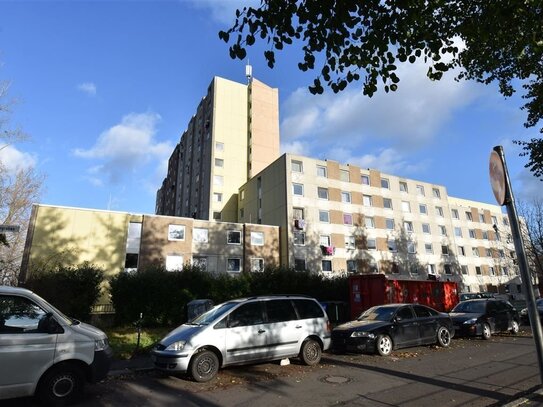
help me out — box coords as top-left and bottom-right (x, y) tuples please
(151, 295), (331, 382)
(0, 286), (113, 405)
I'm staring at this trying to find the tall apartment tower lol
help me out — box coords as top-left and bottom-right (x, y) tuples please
(156, 75), (280, 221)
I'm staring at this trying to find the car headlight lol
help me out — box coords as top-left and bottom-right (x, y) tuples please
(350, 331), (375, 339)
(95, 338), (109, 351)
(463, 318), (478, 325)
(165, 340), (186, 351)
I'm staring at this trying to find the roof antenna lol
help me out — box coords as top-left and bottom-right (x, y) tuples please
(245, 60), (253, 84)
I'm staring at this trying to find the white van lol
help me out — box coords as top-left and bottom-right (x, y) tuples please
(0, 285), (113, 405)
(151, 295), (331, 382)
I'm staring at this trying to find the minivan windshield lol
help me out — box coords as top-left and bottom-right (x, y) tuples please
(189, 301), (239, 326)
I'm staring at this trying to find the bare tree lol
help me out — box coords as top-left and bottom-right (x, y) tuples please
(517, 200), (543, 291)
(0, 78), (44, 285)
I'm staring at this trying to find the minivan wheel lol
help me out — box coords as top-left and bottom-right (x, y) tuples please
(37, 364), (84, 406)
(190, 350), (219, 382)
(437, 326), (451, 347)
(482, 323), (492, 340)
(300, 339), (322, 366)
(511, 320), (520, 334)
(376, 334), (393, 356)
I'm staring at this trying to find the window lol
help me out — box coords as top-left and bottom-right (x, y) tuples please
(432, 188), (441, 198)
(319, 235), (331, 246)
(214, 175), (223, 186)
(251, 258), (265, 272)
(317, 165), (327, 177)
(0, 296), (48, 334)
(340, 169), (350, 182)
(341, 191), (352, 203)
(458, 246), (466, 256)
(192, 256), (207, 271)
(367, 238), (377, 250)
(388, 239), (397, 252)
(486, 248), (492, 257)
(294, 258), (306, 271)
(391, 262), (400, 274)
(451, 209), (459, 219)
(227, 230), (241, 244)
(228, 303), (263, 327)
(213, 192), (222, 203)
(293, 207), (304, 221)
(193, 228), (209, 243)
(317, 187), (329, 199)
(427, 264), (436, 274)
(381, 178), (390, 189)
(499, 249), (505, 258)
(502, 267), (509, 276)
(399, 181), (408, 192)
(441, 245), (449, 255)
(364, 217), (375, 228)
(213, 211), (221, 220)
(363, 195), (373, 206)
(479, 213), (485, 223)
(322, 260), (333, 272)
(347, 260), (357, 273)
(251, 231), (264, 245)
(361, 174), (370, 185)
(166, 255), (183, 271)
(419, 204), (427, 214)
(345, 236), (356, 249)
(404, 221), (413, 233)
(343, 213), (353, 225)
(227, 258), (241, 272)
(383, 198), (392, 209)
(386, 218), (395, 230)
(491, 215), (498, 225)
(240, 190), (245, 200)
(215, 142), (224, 151)
(293, 231), (305, 245)
(503, 217), (509, 226)
(168, 224), (185, 241)
(444, 264), (452, 275)
(489, 266), (496, 276)
(422, 223), (431, 234)
(125, 253), (138, 270)
(439, 225), (447, 236)
(416, 185), (425, 196)
(293, 183), (304, 196)
(482, 231), (489, 240)
(425, 243), (433, 254)
(291, 160), (303, 172)
(239, 208), (244, 218)
(294, 299), (325, 318)
(454, 227), (462, 237)
(266, 300), (297, 322)
(407, 242), (416, 253)
(435, 206), (444, 217)
(469, 229), (476, 238)
(472, 247), (480, 256)
(466, 211), (473, 221)
(215, 158), (224, 167)
(461, 265), (468, 275)
(319, 210), (330, 223)
(401, 201), (411, 212)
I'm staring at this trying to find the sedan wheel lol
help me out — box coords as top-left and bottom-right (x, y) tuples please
(436, 326), (451, 347)
(482, 323), (492, 340)
(511, 320), (520, 334)
(376, 334), (393, 356)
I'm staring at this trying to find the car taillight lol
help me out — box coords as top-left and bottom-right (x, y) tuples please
(327, 320), (332, 333)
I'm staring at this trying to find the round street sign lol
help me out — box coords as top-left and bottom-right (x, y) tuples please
(489, 150), (506, 206)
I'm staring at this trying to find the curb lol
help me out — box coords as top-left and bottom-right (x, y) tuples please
(502, 388), (543, 407)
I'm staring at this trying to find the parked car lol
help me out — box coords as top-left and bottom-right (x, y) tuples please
(331, 303), (454, 356)
(151, 295), (331, 382)
(520, 298), (543, 324)
(0, 285), (113, 405)
(449, 298), (520, 339)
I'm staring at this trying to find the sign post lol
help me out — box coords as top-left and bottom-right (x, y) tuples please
(490, 145), (543, 384)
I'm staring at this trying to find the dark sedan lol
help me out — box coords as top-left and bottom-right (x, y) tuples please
(520, 298), (543, 324)
(331, 303), (454, 356)
(449, 298), (519, 339)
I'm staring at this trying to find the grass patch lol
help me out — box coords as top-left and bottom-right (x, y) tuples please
(105, 326), (171, 360)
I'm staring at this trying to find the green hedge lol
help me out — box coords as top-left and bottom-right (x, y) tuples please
(25, 262), (104, 321)
(109, 265), (348, 327)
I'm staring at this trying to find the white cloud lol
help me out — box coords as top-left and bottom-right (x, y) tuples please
(0, 145), (36, 173)
(186, 0), (259, 26)
(280, 140), (307, 156)
(516, 169), (543, 201)
(281, 59), (482, 151)
(74, 112), (173, 185)
(77, 82), (97, 96)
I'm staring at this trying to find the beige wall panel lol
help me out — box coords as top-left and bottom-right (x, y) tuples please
(330, 210), (343, 225)
(331, 233), (344, 248)
(377, 237), (388, 251)
(327, 161), (340, 180)
(471, 208), (479, 222)
(329, 188), (341, 202)
(244, 224), (280, 270)
(478, 247), (486, 257)
(349, 165), (361, 184)
(488, 230), (496, 241)
(332, 258), (344, 272)
(373, 195), (384, 208)
(353, 213), (364, 227)
(475, 229), (483, 239)
(481, 265), (489, 276)
(375, 216), (386, 229)
(352, 191), (363, 206)
(483, 210), (492, 224)
(369, 170), (381, 188)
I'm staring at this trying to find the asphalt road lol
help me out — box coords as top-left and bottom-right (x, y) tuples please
(5, 331), (543, 406)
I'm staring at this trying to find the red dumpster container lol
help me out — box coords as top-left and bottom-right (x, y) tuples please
(349, 274), (459, 319)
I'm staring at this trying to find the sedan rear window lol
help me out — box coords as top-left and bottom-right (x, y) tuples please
(293, 299), (324, 319)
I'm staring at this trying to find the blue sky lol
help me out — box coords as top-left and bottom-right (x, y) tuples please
(0, 0), (541, 215)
